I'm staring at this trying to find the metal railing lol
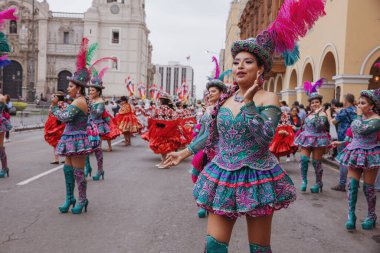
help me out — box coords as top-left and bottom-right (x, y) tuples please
(10, 106), (49, 131)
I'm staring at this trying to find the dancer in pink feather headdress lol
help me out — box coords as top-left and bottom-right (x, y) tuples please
(294, 78), (331, 194)
(163, 1), (327, 252)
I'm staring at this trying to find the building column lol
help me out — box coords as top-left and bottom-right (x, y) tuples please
(318, 82), (335, 103)
(333, 75), (373, 101)
(280, 89), (297, 104)
(36, 18), (48, 97)
(296, 87), (308, 105)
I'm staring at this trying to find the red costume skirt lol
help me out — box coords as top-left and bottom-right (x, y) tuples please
(101, 115), (121, 141)
(115, 112), (143, 134)
(180, 117), (197, 145)
(148, 119), (181, 154)
(44, 115), (65, 148)
(269, 125), (298, 157)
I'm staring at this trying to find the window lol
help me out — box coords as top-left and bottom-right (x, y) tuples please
(159, 67), (164, 88)
(111, 29), (120, 44)
(111, 57), (119, 70)
(174, 68), (179, 91)
(107, 0), (117, 3)
(63, 32), (69, 44)
(181, 68), (187, 83)
(166, 68), (171, 93)
(9, 20), (17, 34)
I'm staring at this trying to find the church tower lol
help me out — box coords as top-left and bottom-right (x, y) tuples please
(84, 0), (150, 96)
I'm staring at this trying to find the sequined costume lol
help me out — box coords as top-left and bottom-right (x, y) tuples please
(147, 105), (182, 154)
(294, 114), (330, 148)
(90, 102), (110, 137)
(115, 103), (143, 134)
(44, 101), (66, 148)
(189, 101), (296, 219)
(0, 103), (12, 133)
(269, 113), (298, 157)
(52, 104), (92, 157)
(336, 116), (380, 169)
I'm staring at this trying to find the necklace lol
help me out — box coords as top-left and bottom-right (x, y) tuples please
(234, 91), (244, 103)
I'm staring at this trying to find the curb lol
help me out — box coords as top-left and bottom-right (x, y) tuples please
(14, 126), (44, 132)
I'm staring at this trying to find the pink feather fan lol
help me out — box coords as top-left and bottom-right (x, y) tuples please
(304, 78), (325, 96)
(76, 38), (89, 71)
(212, 56), (220, 79)
(89, 57), (117, 73)
(267, 0), (326, 54)
(0, 8), (18, 23)
(98, 66), (110, 80)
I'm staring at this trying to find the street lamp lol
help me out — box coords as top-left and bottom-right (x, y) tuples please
(28, 0), (37, 102)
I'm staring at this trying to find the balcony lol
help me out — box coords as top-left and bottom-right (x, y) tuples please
(47, 43), (80, 56)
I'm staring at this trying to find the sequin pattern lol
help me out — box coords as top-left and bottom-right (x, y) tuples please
(294, 115), (330, 148)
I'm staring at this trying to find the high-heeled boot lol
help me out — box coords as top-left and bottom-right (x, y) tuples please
(204, 235), (228, 253)
(362, 183), (377, 230)
(249, 243), (272, 253)
(58, 165), (76, 213)
(299, 155), (309, 192)
(310, 160), (323, 193)
(92, 148), (104, 181)
(84, 155), (92, 178)
(72, 169), (89, 214)
(345, 178), (359, 231)
(0, 147), (9, 178)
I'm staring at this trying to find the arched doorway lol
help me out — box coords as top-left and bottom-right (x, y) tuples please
(2, 61), (23, 99)
(302, 63), (314, 84)
(268, 79), (274, 92)
(320, 51), (337, 102)
(368, 57), (380, 90)
(289, 69), (297, 90)
(57, 70), (72, 92)
(275, 76), (283, 94)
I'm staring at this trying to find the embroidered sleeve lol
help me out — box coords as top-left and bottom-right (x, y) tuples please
(51, 104), (81, 123)
(243, 101), (282, 146)
(356, 117), (380, 135)
(92, 103), (105, 118)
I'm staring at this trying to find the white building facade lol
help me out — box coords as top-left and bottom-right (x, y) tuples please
(154, 62), (195, 102)
(0, 0), (152, 99)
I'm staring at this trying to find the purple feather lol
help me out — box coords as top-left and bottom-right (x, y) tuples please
(212, 56), (220, 79)
(312, 78), (325, 93)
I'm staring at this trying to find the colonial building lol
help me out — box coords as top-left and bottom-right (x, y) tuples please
(153, 62), (195, 102)
(0, 0), (153, 100)
(237, 0), (380, 104)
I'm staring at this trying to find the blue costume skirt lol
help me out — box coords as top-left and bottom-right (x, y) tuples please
(193, 163), (296, 219)
(336, 147), (380, 170)
(294, 132), (330, 148)
(56, 130), (92, 157)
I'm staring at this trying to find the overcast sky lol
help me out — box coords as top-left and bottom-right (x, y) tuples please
(46, 0), (231, 98)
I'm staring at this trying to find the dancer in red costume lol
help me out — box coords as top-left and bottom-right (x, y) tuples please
(101, 110), (121, 152)
(147, 94), (181, 168)
(44, 91), (67, 164)
(115, 96), (143, 145)
(269, 112), (298, 159)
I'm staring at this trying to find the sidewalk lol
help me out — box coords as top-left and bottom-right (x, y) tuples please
(10, 113), (48, 132)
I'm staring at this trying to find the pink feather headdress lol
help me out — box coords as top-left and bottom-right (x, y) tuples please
(212, 56), (220, 79)
(304, 78), (326, 96)
(0, 8), (18, 24)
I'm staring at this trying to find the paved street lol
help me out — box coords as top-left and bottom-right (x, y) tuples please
(0, 130), (379, 253)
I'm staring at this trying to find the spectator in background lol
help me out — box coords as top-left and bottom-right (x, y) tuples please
(327, 93), (357, 192)
(287, 106), (301, 162)
(4, 95), (12, 143)
(298, 104), (307, 120)
(280, 101), (291, 114)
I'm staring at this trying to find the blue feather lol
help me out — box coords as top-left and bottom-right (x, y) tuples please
(282, 44), (300, 66)
(218, 69), (232, 81)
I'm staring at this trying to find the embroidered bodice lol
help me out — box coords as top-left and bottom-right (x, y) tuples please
(345, 117), (380, 150)
(188, 109), (213, 152)
(189, 101), (281, 171)
(51, 104), (88, 134)
(302, 114), (329, 136)
(118, 103), (132, 114)
(90, 102), (105, 123)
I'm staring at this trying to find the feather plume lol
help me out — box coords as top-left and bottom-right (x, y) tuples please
(98, 67), (110, 80)
(304, 78), (325, 96)
(267, 0), (326, 54)
(303, 81), (313, 96)
(86, 43), (98, 67)
(0, 32), (10, 52)
(212, 56), (220, 79)
(0, 54), (10, 67)
(76, 37), (89, 71)
(218, 69), (232, 81)
(92, 68), (98, 78)
(89, 57), (117, 72)
(0, 8), (18, 23)
(282, 44), (300, 66)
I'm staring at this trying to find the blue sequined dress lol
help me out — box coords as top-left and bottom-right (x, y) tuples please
(0, 103), (12, 133)
(189, 101), (296, 219)
(294, 114), (330, 148)
(90, 102), (110, 137)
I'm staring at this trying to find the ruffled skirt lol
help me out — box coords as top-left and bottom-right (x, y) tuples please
(269, 125), (298, 157)
(56, 131), (92, 157)
(94, 120), (110, 137)
(148, 119), (181, 154)
(44, 116), (65, 147)
(294, 131), (331, 148)
(0, 116), (12, 133)
(115, 113), (143, 133)
(336, 147), (380, 169)
(193, 163), (296, 219)
(101, 117), (121, 141)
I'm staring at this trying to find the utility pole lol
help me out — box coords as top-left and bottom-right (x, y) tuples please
(28, 0), (36, 102)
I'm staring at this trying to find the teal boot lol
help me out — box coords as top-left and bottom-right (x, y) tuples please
(299, 155), (309, 192)
(362, 183), (377, 230)
(345, 178), (359, 231)
(205, 235), (228, 253)
(249, 243), (272, 253)
(84, 155), (92, 178)
(310, 160), (323, 193)
(58, 165), (76, 213)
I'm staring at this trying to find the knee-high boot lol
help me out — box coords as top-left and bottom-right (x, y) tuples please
(71, 169), (88, 214)
(92, 148), (104, 181)
(84, 155), (92, 177)
(310, 160), (323, 193)
(204, 235), (228, 253)
(362, 183), (377, 230)
(58, 165), (76, 213)
(299, 155), (309, 192)
(0, 147), (9, 178)
(249, 243), (272, 253)
(345, 178), (359, 230)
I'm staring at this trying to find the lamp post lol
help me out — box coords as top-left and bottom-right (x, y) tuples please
(28, 0), (36, 102)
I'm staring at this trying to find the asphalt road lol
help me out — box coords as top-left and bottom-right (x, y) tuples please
(0, 130), (379, 253)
